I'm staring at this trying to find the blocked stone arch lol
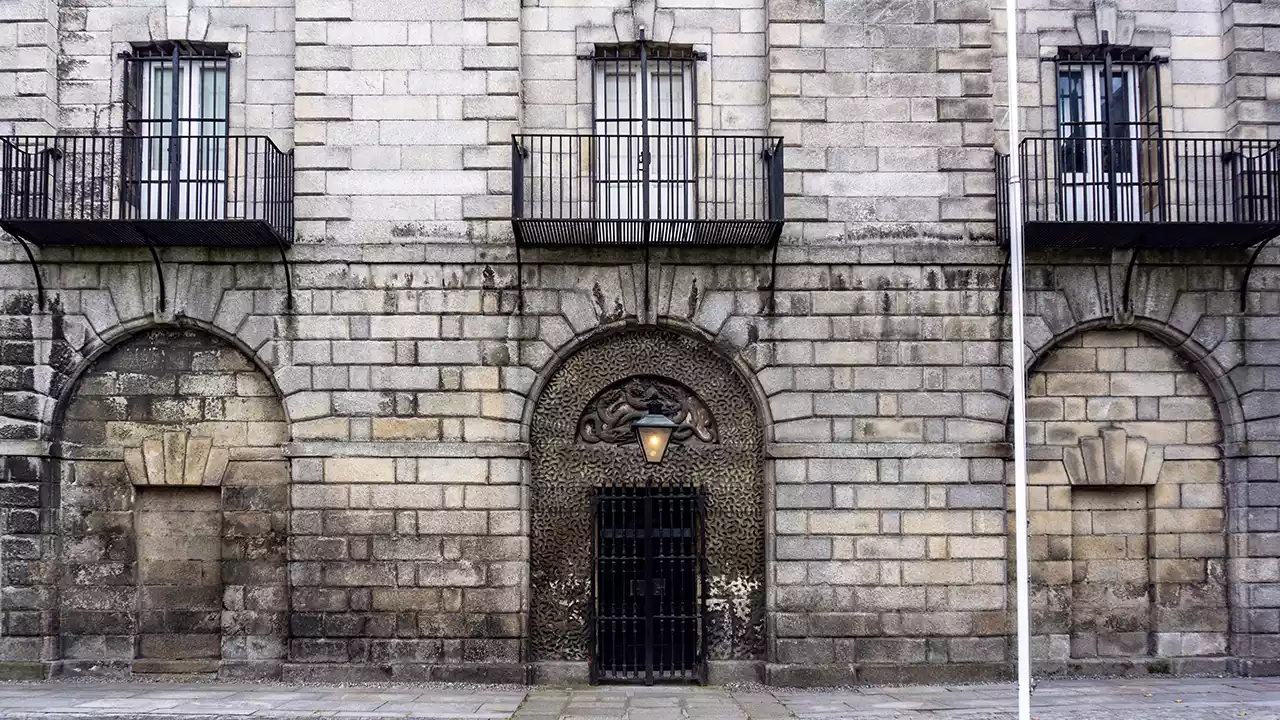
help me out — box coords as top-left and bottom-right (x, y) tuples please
(50, 322), (290, 679)
(526, 324), (768, 681)
(1016, 319), (1243, 674)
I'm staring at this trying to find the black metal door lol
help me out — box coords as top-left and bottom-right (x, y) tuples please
(593, 484), (704, 684)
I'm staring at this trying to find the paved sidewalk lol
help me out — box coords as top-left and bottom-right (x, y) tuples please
(511, 685), (792, 719)
(0, 683), (524, 719)
(775, 678), (1280, 719)
(0, 678), (1276, 719)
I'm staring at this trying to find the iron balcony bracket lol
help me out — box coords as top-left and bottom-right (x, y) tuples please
(1121, 247), (1141, 313)
(7, 234), (46, 310)
(274, 238), (295, 313)
(765, 242), (780, 314)
(996, 247), (1010, 318)
(133, 225), (168, 313)
(147, 245), (166, 313)
(1241, 235), (1276, 312)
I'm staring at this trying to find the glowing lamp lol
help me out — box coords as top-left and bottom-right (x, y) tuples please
(632, 401), (677, 464)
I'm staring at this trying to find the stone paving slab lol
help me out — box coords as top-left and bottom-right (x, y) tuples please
(0, 678), (1278, 720)
(774, 678), (1280, 719)
(0, 682), (527, 720)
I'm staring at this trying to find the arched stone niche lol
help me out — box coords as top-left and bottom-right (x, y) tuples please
(1025, 328), (1228, 674)
(529, 328), (766, 679)
(56, 327), (289, 679)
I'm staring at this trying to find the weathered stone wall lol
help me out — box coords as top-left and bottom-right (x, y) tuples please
(0, 0), (1278, 686)
(293, 0), (516, 243)
(770, 0), (995, 242)
(1026, 328), (1228, 674)
(996, 0), (1246, 148)
(55, 0), (295, 143)
(0, 0), (58, 135)
(55, 327), (288, 678)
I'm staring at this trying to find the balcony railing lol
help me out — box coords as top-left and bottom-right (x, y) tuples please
(511, 133), (784, 247)
(996, 136), (1280, 250)
(1, 134), (294, 249)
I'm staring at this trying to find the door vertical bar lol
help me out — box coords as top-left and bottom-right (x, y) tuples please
(697, 485), (708, 683)
(643, 477), (655, 685)
(590, 487), (599, 683)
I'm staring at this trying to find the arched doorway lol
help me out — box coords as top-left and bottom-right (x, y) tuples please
(1024, 327), (1230, 674)
(55, 326), (289, 678)
(529, 328), (765, 683)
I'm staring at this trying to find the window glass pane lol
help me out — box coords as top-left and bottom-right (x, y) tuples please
(151, 66), (173, 122)
(201, 66), (227, 122)
(1107, 72), (1134, 173)
(1107, 73), (1132, 135)
(1057, 70), (1085, 174)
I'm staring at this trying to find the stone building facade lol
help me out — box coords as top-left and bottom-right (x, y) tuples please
(0, 0), (1278, 686)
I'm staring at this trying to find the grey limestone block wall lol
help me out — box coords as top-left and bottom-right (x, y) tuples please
(0, 0), (1278, 687)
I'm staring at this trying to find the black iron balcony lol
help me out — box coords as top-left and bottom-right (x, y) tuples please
(1, 134), (293, 249)
(510, 133), (784, 247)
(1, 133), (294, 311)
(996, 136), (1279, 251)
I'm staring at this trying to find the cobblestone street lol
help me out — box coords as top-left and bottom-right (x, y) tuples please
(0, 678), (1276, 720)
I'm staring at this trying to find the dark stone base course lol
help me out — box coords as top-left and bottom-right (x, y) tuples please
(0, 662), (45, 681)
(1236, 659), (1280, 677)
(1038, 657), (1232, 678)
(281, 662), (528, 684)
(35, 660), (284, 681)
(764, 662), (1009, 687)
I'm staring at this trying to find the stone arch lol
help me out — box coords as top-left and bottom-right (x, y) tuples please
(1022, 325), (1233, 674)
(53, 325), (289, 678)
(521, 318), (774, 444)
(1022, 317), (1245, 446)
(48, 318), (289, 440)
(528, 327), (767, 680)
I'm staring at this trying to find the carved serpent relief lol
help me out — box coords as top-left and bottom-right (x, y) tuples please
(578, 377), (718, 446)
(530, 329), (765, 663)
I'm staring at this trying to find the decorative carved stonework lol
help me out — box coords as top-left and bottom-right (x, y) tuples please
(531, 329), (765, 664)
(124, 430), (229, 487)
(1064, 427), (1163, 486)
(578, 376), (718, 446)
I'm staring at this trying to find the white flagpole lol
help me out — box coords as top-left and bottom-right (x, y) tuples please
(1003, 0), (1033, 716)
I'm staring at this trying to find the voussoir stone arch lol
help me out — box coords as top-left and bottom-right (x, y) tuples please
(48, 317), (290, 441)
(521, 318), (774, 445)
(53, 324), (289, 679)
(1019, 323), (1238, 674)
(1020, 316), (1245, 446)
